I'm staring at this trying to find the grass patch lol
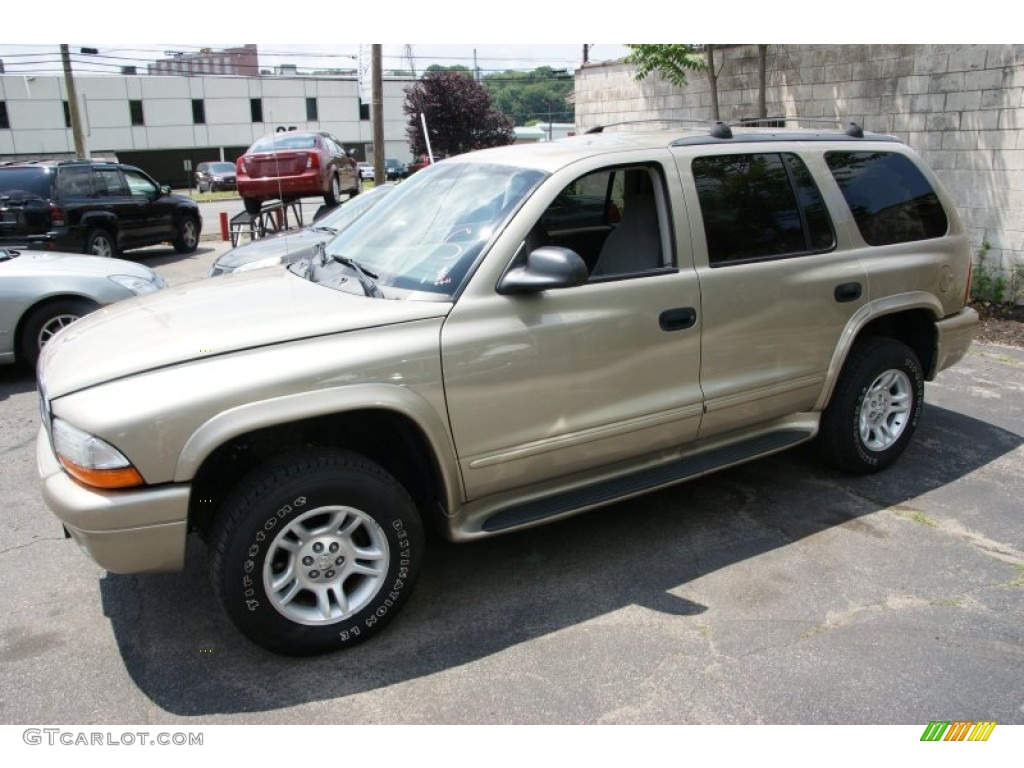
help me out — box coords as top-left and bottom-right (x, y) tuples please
(892, 507), (938, 527)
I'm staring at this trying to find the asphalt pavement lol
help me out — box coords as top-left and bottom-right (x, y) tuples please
(0, 204), (1022, 727)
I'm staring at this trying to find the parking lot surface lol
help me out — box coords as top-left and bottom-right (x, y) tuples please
(1, 219), (1022, 725)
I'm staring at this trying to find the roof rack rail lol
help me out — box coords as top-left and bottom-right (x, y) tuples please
(584, 118), (716, 135)
(732, 116), (864, 138)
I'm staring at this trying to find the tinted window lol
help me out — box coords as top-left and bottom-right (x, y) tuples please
(95, 168), (127, 196)
(56, 167), (95, 197)
(129, 100), (144, 126)
(694, 153), (834, 265)
(826, 151), (948, 246)
(192, 99), (206, 124)
(0, 168), (52, 198)
(0, 101), (8, 130)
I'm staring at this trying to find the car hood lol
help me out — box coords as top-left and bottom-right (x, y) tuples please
(1, 250), (158, 279)
(39, 268), (451, 398)
(214, 228), (331, 271)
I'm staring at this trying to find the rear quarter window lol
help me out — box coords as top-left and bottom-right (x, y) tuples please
(825, 151), (949, 246)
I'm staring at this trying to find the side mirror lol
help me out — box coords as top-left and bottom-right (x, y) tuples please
(497, 246), (589, 295)
(160, 185), (172, 196)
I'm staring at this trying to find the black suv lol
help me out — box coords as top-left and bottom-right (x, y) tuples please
(0, 160), (202, 257)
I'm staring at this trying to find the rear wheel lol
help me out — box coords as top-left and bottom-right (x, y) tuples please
(324, 174), (341, 207)
(243, 197), (263, 215)
(19, 298), (97, 367)
(84, 228), (117, 258)
(210, 449), (424, 656)
(818, 338), (924, 474)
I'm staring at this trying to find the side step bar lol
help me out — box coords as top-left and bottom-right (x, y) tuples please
(481, 429), (813, 533)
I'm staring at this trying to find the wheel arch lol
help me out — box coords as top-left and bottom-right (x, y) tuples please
(13, 294), (101, 361)
(816, 293), (941, 411)
(180, 392), (461, 540)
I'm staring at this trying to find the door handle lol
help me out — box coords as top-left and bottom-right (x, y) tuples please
(834, 282), (862, 303)
(659, 307), (697, 331)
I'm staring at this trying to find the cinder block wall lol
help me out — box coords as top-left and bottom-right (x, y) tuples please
(575, 44), (1024, 289)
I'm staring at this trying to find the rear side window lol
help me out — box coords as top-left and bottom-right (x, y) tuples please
(56, 167), (95, 197)
(825, 151), (948, 246)
(693, 153), (835, 266)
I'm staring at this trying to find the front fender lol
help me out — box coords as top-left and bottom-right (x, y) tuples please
(174, 383), (463, 512)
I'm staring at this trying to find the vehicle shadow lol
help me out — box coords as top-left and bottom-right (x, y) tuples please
(0, 364), (37, 400)
(98, 403), (1022, 716)
(130, 245), (219, 270)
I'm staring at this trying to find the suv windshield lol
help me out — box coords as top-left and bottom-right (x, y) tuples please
(207, 162), (235, 173)
(318, 162), (545, 299)
(0, 168), (53, 200)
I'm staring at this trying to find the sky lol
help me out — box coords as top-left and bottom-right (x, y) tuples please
(0, 1), (1001, 77)
(0, 43), (630, 77)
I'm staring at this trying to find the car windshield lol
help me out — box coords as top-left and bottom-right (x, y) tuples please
(315, 161), (546, 300)
(249, 134), (318, 152)
(208, 162), (235, 173)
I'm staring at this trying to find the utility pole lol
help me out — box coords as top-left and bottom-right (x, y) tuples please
(372, 44), (384, 183)
(60, 44), (87, 159)
(582, 44), (589, 65)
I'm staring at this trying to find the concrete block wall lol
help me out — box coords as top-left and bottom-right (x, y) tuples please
(575, 44), (1024, 297)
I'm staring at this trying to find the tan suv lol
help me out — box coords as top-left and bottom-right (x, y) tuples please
(36, 122), (979, 655)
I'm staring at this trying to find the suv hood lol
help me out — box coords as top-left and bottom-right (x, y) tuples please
(39, 268), (451, 397)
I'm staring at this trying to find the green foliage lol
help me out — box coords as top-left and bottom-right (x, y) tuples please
(482, 67), (575, 126)
(425, 64), (472, 74)
(624, 44), (706, 86)
(403, 70), (514, 158)
(971, 239), (1009, 304)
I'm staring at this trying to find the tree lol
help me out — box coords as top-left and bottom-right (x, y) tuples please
(624, 44), (706, 87)
(404, 70), (514, 158)
(624, 44), (771, 123)
(483, 67), (575, 126)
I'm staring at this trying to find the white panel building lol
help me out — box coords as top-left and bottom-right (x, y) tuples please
(0, 72), (416, 186)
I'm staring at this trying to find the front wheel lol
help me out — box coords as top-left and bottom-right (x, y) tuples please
(19, 298), (97, 367)
(173, 216), (199, 253)
(818, 338), (924, 474)
(210, 449), (424, 656)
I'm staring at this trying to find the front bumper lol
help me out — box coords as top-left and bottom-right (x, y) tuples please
(36, 425), (190, 573)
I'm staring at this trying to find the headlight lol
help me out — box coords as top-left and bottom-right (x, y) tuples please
(109, 273), (166, 295)
(51, 418), (144, 489)
(231, 255), (286, 273)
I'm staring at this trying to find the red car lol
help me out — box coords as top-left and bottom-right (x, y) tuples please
(236, 131), (361, 214)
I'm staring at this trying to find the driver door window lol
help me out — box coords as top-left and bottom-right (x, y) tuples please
(537, 166), (669, 278)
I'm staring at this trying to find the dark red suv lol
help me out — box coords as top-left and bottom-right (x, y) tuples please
(236, 131), (361, 214)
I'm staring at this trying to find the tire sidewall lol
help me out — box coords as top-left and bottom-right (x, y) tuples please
(215, 455), (422, 655)
(847, 343), (924, 471)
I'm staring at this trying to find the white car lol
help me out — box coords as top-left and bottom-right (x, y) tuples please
(0, 247), (165, 367)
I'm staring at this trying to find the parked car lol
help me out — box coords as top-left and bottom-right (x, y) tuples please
(383, 159), (408, 181)
(357, 162), (374, 181)
(0, 161), (202, 258)
(0, 246), (165, 367)
(209, 184), (394, 276)
(195, 161), (237, 193)
(236, 131), (360, 215)
(36, 122), (978, 656)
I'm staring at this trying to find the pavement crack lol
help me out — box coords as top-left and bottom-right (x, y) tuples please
(0, 536), (67, 556)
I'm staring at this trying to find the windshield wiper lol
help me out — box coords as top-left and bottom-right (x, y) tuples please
(331, 254), (384, 298)
(310, 225), (338, 234)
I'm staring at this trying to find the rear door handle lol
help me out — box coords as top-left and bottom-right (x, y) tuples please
(834, 282), (862, 303)
(659, 307), (697, 331)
